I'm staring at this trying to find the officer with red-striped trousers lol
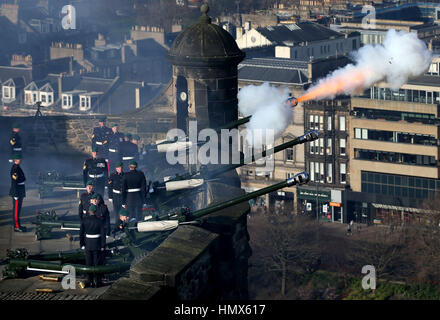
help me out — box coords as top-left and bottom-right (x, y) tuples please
(9, 154), (27, 232)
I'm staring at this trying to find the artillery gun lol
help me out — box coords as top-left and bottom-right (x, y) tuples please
(4, 172), (310, 279)
(36, 171), (85, 199)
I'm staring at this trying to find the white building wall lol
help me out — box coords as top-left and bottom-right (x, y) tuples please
(235, 29), (272, 49)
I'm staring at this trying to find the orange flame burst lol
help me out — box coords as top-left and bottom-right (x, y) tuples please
(296, 66), (374, 103)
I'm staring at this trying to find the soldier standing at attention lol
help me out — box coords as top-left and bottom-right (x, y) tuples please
(108, 162), (124, 225)
(90, 194), (110, 238)
(131, 135), (140, 162)
(80, 204), (106, 288)
(9, 123), (22, 163)
(91, 117), (111, 161)
(122, 160), (147, 221)
(83, 148), (108, 198)
(120, 133), (132, 169)
(107, 123), (124, 173)
(78, 180), (104, 221)
(122, 134), (139, 170)
(9, 154), (26, 232)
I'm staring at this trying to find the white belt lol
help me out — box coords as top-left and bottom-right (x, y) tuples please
(13, 148), (22, 151)
(95, 141), (103, 145)
(128, 188), (141, 192)
(113, 189), (121, 194)
(122, 156), (134, 160)
(18, 182), (25, 185)
(89, 173), (104, 178)
(109, 149), (117, 152)
(86, 234), (101, 238)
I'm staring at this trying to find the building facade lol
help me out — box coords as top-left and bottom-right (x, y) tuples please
(346, 75), (440, 225)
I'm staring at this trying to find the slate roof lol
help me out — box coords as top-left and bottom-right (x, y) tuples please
(0, 66), (33, 85)
(238, 58), (309, 85)
(257, 21), (344, 46)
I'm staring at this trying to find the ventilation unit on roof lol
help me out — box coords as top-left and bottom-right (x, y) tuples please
(266, 26), (274, 31)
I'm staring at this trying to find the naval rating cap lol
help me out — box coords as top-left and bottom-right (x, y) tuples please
(12, 123), (21, 129)
(92, 146), (98, 152)
(132, 134), (140, 140)
(86, 180), (94, 186)
(115, 162), (123, 167)
(11, 154), (22, 160)
(90, 193), (99, 199)
(119, 208), (129, 216)
(129, 160), (137, 167)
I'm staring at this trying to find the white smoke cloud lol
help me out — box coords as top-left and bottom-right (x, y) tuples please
(304, 29), (433, 99)
(237, 30), (432, 147)
(238, 82), (292, 147)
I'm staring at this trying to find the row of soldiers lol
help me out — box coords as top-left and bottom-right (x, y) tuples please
(91, 117), (140, 172)
(79, 157), (147, 288)
(80, 159), (148, 226)
(8, 119), (147, 288)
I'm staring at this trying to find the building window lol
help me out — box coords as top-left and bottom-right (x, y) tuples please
(327, 116), (332, 130)
(327, 163), (333, 183)
(354, 148), (437, 167)
(361, 171), (440, 199)
(81, 97), (85, 108)
(309, 115), (314, 129)
(319, 138), (324, 155)
(286, 147), (294, 161)
(320, 162), (324, 183)
(3, 87), (10, 98)
(340, 138), (346, 156)
(41, 94), (46, 103)
(314, 115), (319, 130)
(310, 162), (315, 181)
(340, 163), (346, 184)
(339, 116), (346, 131)
(25, 92), (32, 104)
(48, 94), (52, 103)
(355, 128), (361, 139)
(319, 116), (324, 130)
(327, 138), (332, 155)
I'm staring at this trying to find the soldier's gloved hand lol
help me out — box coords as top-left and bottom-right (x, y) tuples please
(149, 186), (154, 193)
(81, 246), (85, 250)
(109, 199), (113, 203)
(122, 204), (127, 209)
(101, 248), (104, 251)
(14, 197), (18, 200)
(106, 235), (109, 239)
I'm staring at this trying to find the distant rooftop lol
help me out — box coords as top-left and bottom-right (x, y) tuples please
(238, 58), (309, 85)
(257, 21), (344, 46)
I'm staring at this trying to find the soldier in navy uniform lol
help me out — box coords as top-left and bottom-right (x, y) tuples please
(83, 147), (108, 197)
(108, 161), (124, 225)
(120, 133), (131, 169)
(78, 180), (104, 221)
(9, 123), (22, 163)
(107, 123), (124, 173)
(114, 207), (137, 234)
(121, 133), (139, 170)
(80, 204), (106, 288)
(90, 193), (111, 237)
(91, 117), (111, 161)
(122, 160), (147, 220)
(9, 154), (26, 232)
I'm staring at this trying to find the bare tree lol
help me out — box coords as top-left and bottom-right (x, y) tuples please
(249, 212), (321, 297)
(347, 225), (412, 281)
